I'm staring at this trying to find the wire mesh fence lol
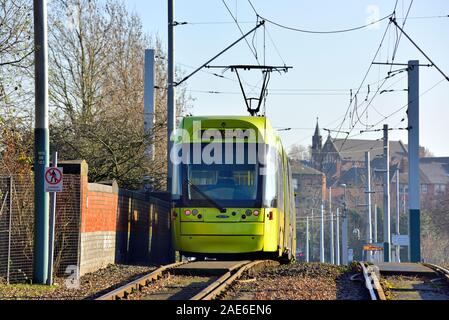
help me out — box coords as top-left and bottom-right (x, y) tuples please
(0, 174), (81, 284)
(0, 175), (34, 284)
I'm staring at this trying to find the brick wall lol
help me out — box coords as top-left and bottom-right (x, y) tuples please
(74, 162), (173, 276)
(0, 161), (173, 282)
(79, 183), (119, 275)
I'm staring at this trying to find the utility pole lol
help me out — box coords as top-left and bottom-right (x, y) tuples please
(320, 203), (325, 263)
(329, 188), (334, 264)
(365, 151), (373, 261)
(408, 60), (421, 262)
(374, 203), (378, 243)
(330, 211), (334, 264)
(306, 216), (310, 262)
(167, 0), (176, 191)
(144, 49), (155, 161)
(396, 166), (401, 262)
(341, 184), (349, 265)
(374, 203), (378, 262)
(33, 0), (49, 284)
(383, 124), (391, 262)
(336, 208), (340, 265)
(310, 209), (314, 261)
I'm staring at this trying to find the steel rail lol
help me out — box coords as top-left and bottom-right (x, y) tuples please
(359, 262), (386, 300)
(95, 261), (188, 300)
(422, 263), (449, 284)
(193, 260), (279, 300)
(359, 262), (377, 300)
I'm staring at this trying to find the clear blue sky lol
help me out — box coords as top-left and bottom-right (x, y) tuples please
(125, 0), (449, 156)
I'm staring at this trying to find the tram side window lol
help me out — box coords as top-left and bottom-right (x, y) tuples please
(277, 152), (285, 213)
(172, 161), (182, 200)
(263, 147), (278, 207)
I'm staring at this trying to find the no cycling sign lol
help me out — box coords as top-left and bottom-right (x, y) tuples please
(45, 167), (63, 192)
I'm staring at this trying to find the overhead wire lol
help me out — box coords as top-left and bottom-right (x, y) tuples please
(332, 1), (402, 155)
(258, 12), (394, 34)
(221, 0), (260, 64)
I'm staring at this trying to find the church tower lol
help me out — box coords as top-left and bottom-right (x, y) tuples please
(312, 118), (322, 170)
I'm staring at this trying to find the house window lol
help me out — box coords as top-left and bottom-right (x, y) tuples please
(420, 184), (427, 194)
(435, 184), (446, 194)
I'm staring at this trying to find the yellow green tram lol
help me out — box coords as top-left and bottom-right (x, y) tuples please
(171, 116), (296, 261)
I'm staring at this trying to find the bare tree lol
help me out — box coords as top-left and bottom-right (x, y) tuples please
(48, 0), (189, 189)
(0, 0), (33, 69)
(0, 0), (34, 174)
(288, 144), (311, 161)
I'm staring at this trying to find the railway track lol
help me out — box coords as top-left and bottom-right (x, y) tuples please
(359, 262), (449, 300)
(96, 260), (278, 300)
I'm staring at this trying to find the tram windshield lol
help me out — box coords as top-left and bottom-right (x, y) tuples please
(172, 142), (279, 208)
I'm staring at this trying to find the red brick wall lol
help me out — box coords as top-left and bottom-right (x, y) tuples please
(56, 160), (172, 276)
(82, 188), (118, 233)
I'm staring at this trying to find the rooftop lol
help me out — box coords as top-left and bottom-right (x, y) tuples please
(331, 138), (408, 162)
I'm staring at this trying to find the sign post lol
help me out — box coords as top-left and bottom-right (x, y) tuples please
(392, 234), (410, 247)
(45, 166), (63, 192)
(45, 155), (62, 285)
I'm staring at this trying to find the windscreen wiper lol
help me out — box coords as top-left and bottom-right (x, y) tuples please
(186, 179), (226, 213)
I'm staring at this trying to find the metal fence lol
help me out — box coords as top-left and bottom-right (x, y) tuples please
(0, 174), (81, 284)
(0, 175), (34, 284)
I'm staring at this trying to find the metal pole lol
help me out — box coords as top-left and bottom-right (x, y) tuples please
(310, 209), (314, 261)
(408, 60), (421, 262)
(320, 203), (324, 263)
(336, 208), (340, 265)
(335, 208), (340, 266)
(330, 211), (334, 264)
(342, 185), (348, 265)
(33, 0), (49, 284)
(403, 190), (406, 216)
(365, 151), (372, 262)
(306, 216), (310, 262)
(144, 49), (155, 161)
(396, 166), (401, 262)
(329, 187), (334, 264)
(167, 0), (176, 192)
(47, 152), (57, 285)
(7, 177), (12, 284)
(374, 203), (378, 243)
(383, 124), (391, 262)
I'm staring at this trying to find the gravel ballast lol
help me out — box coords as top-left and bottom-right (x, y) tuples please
(225, 262), (370, 300)
(0, 264), (157, 300)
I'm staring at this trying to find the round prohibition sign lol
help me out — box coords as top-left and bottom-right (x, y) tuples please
(45, 167), (62, 185)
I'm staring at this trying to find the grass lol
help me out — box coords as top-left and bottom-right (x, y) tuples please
(0, 283), (59, 300)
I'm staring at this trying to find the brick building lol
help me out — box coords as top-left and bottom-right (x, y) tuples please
(290, 161), (326, 216)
